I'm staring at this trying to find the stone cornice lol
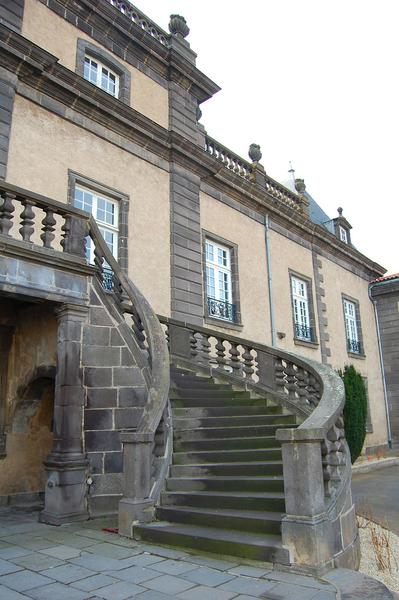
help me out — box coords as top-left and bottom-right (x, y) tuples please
(0, 25), (385, 279)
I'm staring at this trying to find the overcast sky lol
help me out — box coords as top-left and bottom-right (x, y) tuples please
(140, 1), (397, 274)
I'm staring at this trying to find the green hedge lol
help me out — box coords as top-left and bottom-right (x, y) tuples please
(339, 365), (368, 464)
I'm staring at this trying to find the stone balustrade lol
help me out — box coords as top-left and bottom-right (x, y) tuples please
(107, 0), (168, 45)
(205, 137), (253, 180)
(159, 316), (356, 571)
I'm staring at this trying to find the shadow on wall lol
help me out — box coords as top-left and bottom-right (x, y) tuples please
(0, 367), (55, 498)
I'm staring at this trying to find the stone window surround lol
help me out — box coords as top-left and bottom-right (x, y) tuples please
(202, 230), (243, 331)
(67, 171), (129, 274)
(76, 39), (131, 105)
(341, 293), (365, 358)
(288, 269), (319, 348)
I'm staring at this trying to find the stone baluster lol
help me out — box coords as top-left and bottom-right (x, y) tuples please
(19, 198), (35, 242)
(296, 367), (309, 409)
(199, 333), (211, 366)
(215, 336), (227, 370)
(228, 341), (242, 375)
(61, 214), (87, 257)
(189, 330), (198, 361)
(274, 357), (286, 394)
(93, 244), (104, 275)
(242, 345), (255, 379)
(0, 191), (16, 236)
(284, 361), (297, 402)
(306, 374), (318, 408)
(41, 208), (57, 249)
(131, 309), (146, 350)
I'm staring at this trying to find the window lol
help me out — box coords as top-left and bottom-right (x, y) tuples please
(339, 226), (348, 244)
(291, 276), (315, 342)
(84, 56), (119, 97)
(76, 39), (131, 105)
(205, 239), (237, 322)
(343, 298), (362, 354)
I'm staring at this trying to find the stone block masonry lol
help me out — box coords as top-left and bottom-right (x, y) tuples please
(82, 282), (148, 516)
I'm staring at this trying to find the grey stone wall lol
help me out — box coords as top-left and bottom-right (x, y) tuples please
(83, 282), (148, 516)
(0, 0), (24, 32)
(170, 164), (204, 326)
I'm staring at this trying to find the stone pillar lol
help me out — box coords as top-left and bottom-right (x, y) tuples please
(118, 431), (155, 537)
(40, 304), (89, 525)
(277, 427), (334, 573)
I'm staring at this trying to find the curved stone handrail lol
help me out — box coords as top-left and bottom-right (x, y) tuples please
(160, 316), (356, 571)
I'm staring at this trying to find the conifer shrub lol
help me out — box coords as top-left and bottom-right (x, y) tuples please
(339, 365), (368, 464)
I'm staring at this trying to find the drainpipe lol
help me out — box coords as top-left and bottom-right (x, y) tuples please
(264, 215), (276, 347)
(368, 282), (392, 448)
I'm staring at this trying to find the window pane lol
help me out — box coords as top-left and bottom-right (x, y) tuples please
(206, 266), (215, 298)
(84, 57), (97, 84)
(205, 242), (214, 263)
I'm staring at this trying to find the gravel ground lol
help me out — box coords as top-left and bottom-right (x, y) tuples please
(358, 517), (399, 593)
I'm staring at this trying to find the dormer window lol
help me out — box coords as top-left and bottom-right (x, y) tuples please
(339, 226), (348, 244)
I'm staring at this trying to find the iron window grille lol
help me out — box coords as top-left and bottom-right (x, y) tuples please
(207, 297), (237, 323)
(294, 323), (315, 342)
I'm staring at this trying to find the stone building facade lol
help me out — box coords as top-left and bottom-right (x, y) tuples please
(0, 0), (390, 522)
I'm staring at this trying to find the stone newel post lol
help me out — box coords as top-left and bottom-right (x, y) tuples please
(40, 303), (89, 525)
(118, 431), (155, 537)
(277, 427), (334, 572)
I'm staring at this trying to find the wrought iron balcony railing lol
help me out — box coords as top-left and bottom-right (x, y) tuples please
(347, 338), (362, 354)
(294, 323), (315, 342)
(207, 297), (237, 323)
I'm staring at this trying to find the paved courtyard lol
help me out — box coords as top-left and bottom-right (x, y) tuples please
(0, 506), (338, 600)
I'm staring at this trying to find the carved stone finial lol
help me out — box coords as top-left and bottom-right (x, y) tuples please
(295, 178), (306, 194)
(168, 14), (190, 38)
(196, 105), (202, 122)
(248, 143), (262, 163)
(337, 207), (343, 216)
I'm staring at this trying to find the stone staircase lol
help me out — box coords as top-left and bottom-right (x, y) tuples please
(135, 365), (298, 563)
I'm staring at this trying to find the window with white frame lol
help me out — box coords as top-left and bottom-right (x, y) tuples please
(205, 240), (235, 321)
(339, 226), (348, 244)
(74, 186), (119, 264)
(343, 299), (361, 353)
(84, 55), (119, 97)
(291, 276), (313, 341)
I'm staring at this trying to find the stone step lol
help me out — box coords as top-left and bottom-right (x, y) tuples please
(165, 475), (285, 493)
(171, 396), (269, 408)
(172, 447), (282, 464)
(170, 461), (284, 478)
(174, 414), (296, 430)
(155, 505), (283, 535)
(171, 390), (252, 401)
(174, 435), (279, 451)
(134, 522), (290, 564)
(174, 424), (291, 441)
(173, 405), (280, 417)
(171, 380), (232, 390)
(161, 491), (285, 512)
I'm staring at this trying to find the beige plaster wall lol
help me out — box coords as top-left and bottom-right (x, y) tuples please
(7, 95), (171, 316)
(0, 304), (56, 496)
(321, 257), (388, 448)
(200, 193), (271, 346)
(268, 229), (322, 363)
(21, 0), (169, 128)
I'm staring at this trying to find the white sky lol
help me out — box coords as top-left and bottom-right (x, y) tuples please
(140, 1), (398, 274)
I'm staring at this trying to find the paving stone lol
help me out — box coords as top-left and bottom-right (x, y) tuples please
(76, 529), (115, 542)
(42, 532), (97, 549)
(0, 569), (53, 591)
(40, 563), (96, 583)
(139, 545), (190, 559)
(219, 576), (278, 597)
(0, 558), (23, 575)
(144, 574), (196, 594)
(70, 574), (118, 592)
(177, 584), (237, 600)
(310, 592), (336, 600)
(181, 566), (234, 587)
(1, 535), (54, 551)
(230, 565), (272, 578)
(0, 545), (32, 559)
(11, 552), (65, 571)
(95, 580), (146, 599)
(0, 586), (29, 599)
(120, 553), (166, 567)
(233, 596), (260, 600)
(24, 581), (90, 600)
(135, 592), (175, 599)
(87, 542), (141, 559)
(40, 545), (82, 559)
(149, 559), (197, 576)
(264, 570), (333, 590)
(181, 556), (239, 571)
(70, 553), (125, 572)
(106, 565), (160, 584)
(262, 582), (322, 599)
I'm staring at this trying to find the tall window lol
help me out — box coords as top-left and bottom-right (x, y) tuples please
(343, 299), (361, 353)
(205, 240), (235, 322)
(291, 276), (313, 341)
(84, 56), (119, 97)
(74, 186), (119, 264)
